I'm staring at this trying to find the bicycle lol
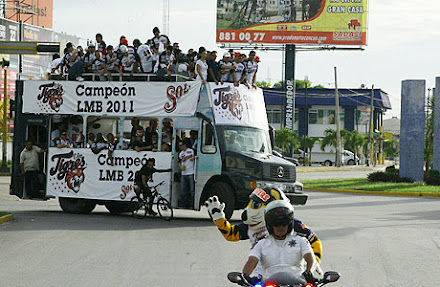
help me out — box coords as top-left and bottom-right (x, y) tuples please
(130, 181), (173, 221)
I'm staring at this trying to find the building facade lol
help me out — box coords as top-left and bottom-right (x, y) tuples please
(264, 87), (392, 153)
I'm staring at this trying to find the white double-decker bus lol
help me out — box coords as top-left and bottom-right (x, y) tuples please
(10, 78), (305, 219)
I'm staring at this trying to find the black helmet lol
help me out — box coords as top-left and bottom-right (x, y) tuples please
(264, 200), (294, 235)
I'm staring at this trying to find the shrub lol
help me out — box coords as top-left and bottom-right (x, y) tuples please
(368, 171), (414, 183)
(426, 169), (440, 186)
(385, 165), (398, 174)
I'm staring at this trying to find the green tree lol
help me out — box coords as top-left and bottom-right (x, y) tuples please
(275, 127), (300, 155)
(273, 80), (284, 88)
(256, 80), (271, 88)
(320, 128), (337, 151)
(301, 135), (319, 166)
(342, 130), (365, 164)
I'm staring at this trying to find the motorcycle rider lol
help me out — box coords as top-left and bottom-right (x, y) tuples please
(205, 186), (322, 278)
(242, 200), (316, 285)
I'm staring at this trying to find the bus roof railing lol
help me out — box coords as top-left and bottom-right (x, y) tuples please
(48, 72), (193, 82)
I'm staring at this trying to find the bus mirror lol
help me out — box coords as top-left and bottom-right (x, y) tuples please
(268, 125), (275, 149)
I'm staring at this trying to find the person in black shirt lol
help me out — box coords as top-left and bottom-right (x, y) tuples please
(207, 51), (221, 84)
(134, 158), (171, 215)
(130, 117), (144, 147)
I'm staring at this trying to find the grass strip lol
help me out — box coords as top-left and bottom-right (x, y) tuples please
(302, 178), (440, 194)
(0, 211), (11, 217)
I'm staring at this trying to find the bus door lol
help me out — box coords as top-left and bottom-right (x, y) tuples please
(194, 120), (221, 209)
(172, 118), (199, 209)
(10, 115), (50, 199)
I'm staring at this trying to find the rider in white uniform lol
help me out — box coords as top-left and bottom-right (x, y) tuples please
(242, 200), (316, 285)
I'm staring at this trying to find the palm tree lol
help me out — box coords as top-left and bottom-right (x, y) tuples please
(275, 127), (300, 155)
(342, 130), (365, 165)
(320, 128), (341, 165)
(301, 135), (319, 166)
(320, 128), (337, 151)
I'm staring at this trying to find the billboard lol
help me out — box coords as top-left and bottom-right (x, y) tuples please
(5, 0), (53, 29)
(216, 0), (367, 45)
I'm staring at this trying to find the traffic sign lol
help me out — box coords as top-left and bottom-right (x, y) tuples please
(0, 41), (60, 55)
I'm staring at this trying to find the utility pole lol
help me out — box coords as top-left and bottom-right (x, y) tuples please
(334, 67), (342, 167)
(368, 84), (374, 166)
(303, 77), (308, 166)
(1, 59), (8, 171)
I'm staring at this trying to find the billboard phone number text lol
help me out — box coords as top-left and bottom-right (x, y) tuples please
(218, 32), (266, 42)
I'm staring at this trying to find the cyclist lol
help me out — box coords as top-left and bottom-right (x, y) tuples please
(242, 200), (315, 285)
(133, 158), (171, 216)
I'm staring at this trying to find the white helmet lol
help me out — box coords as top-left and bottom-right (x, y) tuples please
(264, 200), (294, 235)
(119, 45), (128, 54)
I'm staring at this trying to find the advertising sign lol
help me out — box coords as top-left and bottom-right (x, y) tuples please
(23, 81), (202, 117)
(209, 83), (268, 130)
(5, 0), (53, 29)
(216, 0), (368, 45)
(46, 148), (171, 201)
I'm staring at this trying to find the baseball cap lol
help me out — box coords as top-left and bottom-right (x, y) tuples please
(255, 56), (260, 62)
(234, 52), (242, 57)
(61, 132), (68, 136)
(223, 52), (231, 58)
(121, 38), (129, 45)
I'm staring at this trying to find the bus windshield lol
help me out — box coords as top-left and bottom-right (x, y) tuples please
(222, 126), (271, 154)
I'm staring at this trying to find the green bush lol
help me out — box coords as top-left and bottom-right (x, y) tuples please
(385, 165), (398, 174)
(368, 171), (413, 183)
(426, 169), (440, 186)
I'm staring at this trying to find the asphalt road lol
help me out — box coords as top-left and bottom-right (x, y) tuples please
(1, 176), (439, 287)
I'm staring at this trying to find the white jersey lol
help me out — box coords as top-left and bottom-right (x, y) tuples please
(179, 148), (195, 175)
(195, 59), (208, 81)
(137, 44), (153, 72)
(219, 60), (234, 82)
(249, 231), (314, 279)
(233, 62), (246, 83)
(245, 60), (258, 85)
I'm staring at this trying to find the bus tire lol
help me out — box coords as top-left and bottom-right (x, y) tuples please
(105, 201), (132, 215)
(59, 197), (96, 214)
(211, 181), (235, 220)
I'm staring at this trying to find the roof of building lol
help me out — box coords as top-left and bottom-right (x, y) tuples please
(263, 88), (392, 110)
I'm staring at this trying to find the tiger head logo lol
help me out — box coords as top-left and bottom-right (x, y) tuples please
(228, 91), (243, 120)
(65, 168), (85, 193)
(37, 82), (65, 112)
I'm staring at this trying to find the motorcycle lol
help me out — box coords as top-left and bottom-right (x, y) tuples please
(227, 271), (340, 287)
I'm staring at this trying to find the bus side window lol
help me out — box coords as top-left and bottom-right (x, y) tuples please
(201, 120), (216, 154)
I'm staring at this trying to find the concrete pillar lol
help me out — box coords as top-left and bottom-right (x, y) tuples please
(399, 80), (425, 181)
(433, 78), (440, 171)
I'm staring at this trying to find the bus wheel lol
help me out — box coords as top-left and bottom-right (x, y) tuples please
(105, 202), (132, 215)
(59, 197), (96, 214)
(212, 182), (235, 220)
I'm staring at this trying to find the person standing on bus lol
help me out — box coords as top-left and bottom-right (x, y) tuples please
(20, 140), (46, 199)
(51, 123), (66, 147)
(56, 132), (73, 148)
(178, 140), (196, 209)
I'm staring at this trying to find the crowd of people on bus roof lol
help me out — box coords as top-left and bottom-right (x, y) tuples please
(50, 27), (260, 87)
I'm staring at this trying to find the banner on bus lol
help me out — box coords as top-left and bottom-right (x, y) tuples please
(216, 0), (368, 45)
(46, 148), (172, 201)
(23, 80), (202, 117)
(209, 83), (268, 130)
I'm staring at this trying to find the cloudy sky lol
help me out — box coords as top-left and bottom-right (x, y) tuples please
(53, 0), (440, 119)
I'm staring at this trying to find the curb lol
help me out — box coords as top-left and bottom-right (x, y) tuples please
(0, 213), (14, 224)
(305, 187), (440, 198)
